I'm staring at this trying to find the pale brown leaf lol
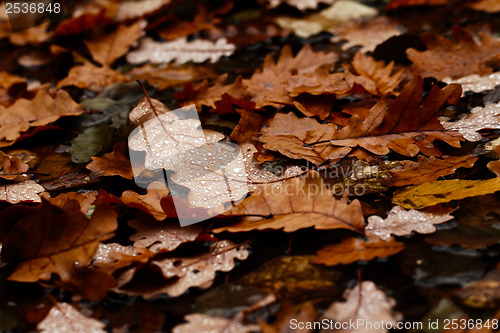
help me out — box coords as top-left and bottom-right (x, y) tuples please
(444, 72), (500, 95)
(57, 63), (129, 92)
(38, 303), (106, 333)
(0, 150), (29, 180)
(0, 180), (44, 203)
(442, 102), (500, 141)
(173, 313), (260, 333)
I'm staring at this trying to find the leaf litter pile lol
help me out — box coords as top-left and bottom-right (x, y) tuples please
(2, 0), (500, 332)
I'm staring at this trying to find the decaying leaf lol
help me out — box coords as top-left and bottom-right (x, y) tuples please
(213, 170), (365, 233)
(173, 313), (260, 333)
(84, 20), (146, 66)
(0, 180), (45, 203)
(126, 37), (235, 65)
(86, 142), (133, 179)
(57, 63), (128, 93)
(442, 102), (500, 141)
(0, 89), (84, 146)
(443, 72), (500, 95)
(386, 155), (478, 187)
(392, 178), (500, 209)
(1, 198), (118, 282)
(275, 1), (377, 38)
(407, 26), (500, 80)
(312, 236), (405, 266)
(128, 214), (202, 252)
(366, 206), (454, 240)
(323, 281), (400, 333)
(0, 150), (29, 180)
(38, 303), (106, 333)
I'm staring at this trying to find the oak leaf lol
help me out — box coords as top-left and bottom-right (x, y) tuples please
(262, 0), (335, 10)
(173, 313), (260, 333)
(385, 155), (478, 187)
(84, 20), (146, 66)
(366, 206), (454, 240)
(442, 102), (500, 141)
(0, 180), (45, 203)
(468, 0), (500, 13)
(120, 182), (170, 221)
(38, 303), (106, 333)
(40, 191), (98, 215)
(114, 0), (172, 22)
(0, 150), (29, 180)
(57, 63), (129, 93)
(0, 198), (118, 282)
(323, 281), (400, 333)
(213, 170), (365, 233)
(407, 26), (500, 80)
(86, 142), (134, 180)
(0, 89), (84, 146)
(312, 236), (405, 266)
(444, 72), (500, 95)
(392, 178), (500, 209)
(126, 37), (235, 65)
(386, 0), (447, 10)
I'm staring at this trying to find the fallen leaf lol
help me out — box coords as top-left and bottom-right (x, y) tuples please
(386, 0), (448, 10)
(84, 20), (145, 66)
(0, 180), (45, 203)
(443, 72), (500, 95)
(40, 191), (98, 215)
(366, 205), (454, 240)
(407, 26), (500, 80)
(55, 8), (109, 36)
(128, 214), (202, 252)
(312, 236), (405, 266)
(261, 0), (335, 10)
(454, 268), (500, 308)
(173, 313), (260, 333)
(0, 150), (29, 180)
(275, 1), (378, 38)
(70, 126), (115, 164)
(126, 37), (235, 65)
(0, 89), (85, 146)
(323, 281), (400, 333)
(121, 182), (170, 221)
(259, 302), (316, 333)
(392, 178), (500, 209)
(468, 0), (500, 13)
(1, 198), (118, 282)
(57, 63), (129, 93)
(114, 0), (172, 22)
(213, 170), (365, 233)
(385, 155), (478, 187)
(38, 303), (106, 333)
(86, 142), (133, 179)
(8, 22), (52, 46)
(442, 102), (500, 141)
(332, 17), (404, 53)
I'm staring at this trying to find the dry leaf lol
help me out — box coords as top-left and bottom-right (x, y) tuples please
(1, 198), (118, 282)
(126, 37), (235, 65)
(392, 178), (500, 209)
(442, 102), (500, 141)
(0, 150), (29, 180)
(0, 180), (44, 203)
(128, 214), (202, 252)
(323, 281), (400, 333)
(275, 1), (378, 38)
(84, 20), (145, 66)
(41, 191), (98, 215)
(86, 142), (134, 179)
(57, 63), (129, 92)
(213, 170), (365, 233)
(262, 0), (335, 10)
(386, 0), (448, 10)
(8, 22), (52, 46)
(454, 268), (500, 308)
(0, 89), (84, 146)
(173, 313), (260, 333)
(121, 182), (170, 220)
(443, 72), (500, 95)
(407, 26), (500, 80)
(114, 0), (172, 22)
(366, 206), (454, 240)
(312, 236), (405, 266)
(332, 17), (404, 52)
(386, 155), (478, 187)
(38, 303), (106, 333)
(468, 0), (500, 13)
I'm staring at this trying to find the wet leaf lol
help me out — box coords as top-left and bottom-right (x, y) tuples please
(0, 180), (45, 203)
(443, 72), (500, 95)
(38, 303), (105, 333)
(0, 150), (29, 180)
(173, 313), (260, 333)
(366, 206), (454, 240)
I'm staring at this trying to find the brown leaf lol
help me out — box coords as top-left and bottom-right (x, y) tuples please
(259, 302), (316, 333)
(261, 0), (335, 10)
(213, 170), (365, 233)
(0, 198), (118, 282)
(407, 26), (500, 80)
(40, 191), (98, 215)
(84, 20), (146, 66)
(86, 142), (133, 180)
(366, 206), (453, 240)
(323, 281), (400, 333)
(38, 303), (106, 333)
(386, 0), (448, 10)
(0, 180), (45, 203)
(444, 72), (500, 95)
(57, 63), (129, 92)
(455, 268), (500, 309)
(312, 236), (405, 266)
(114, 0), (172, 22)
(468, 0), (500, 13)
(0, 150), (29, 180)
(386, 155), (478, 187)
(126, 37), (235, 65)
(128, 214), (202, 252)
(442, 102), (500, 141)
(0, 88), (84, 146)
(121, 182), (170, 221)
(173, 313), (260, 333)
(8, 22), (53, 46)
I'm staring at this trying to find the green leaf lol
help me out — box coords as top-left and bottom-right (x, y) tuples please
(70, 126), (115, 163)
